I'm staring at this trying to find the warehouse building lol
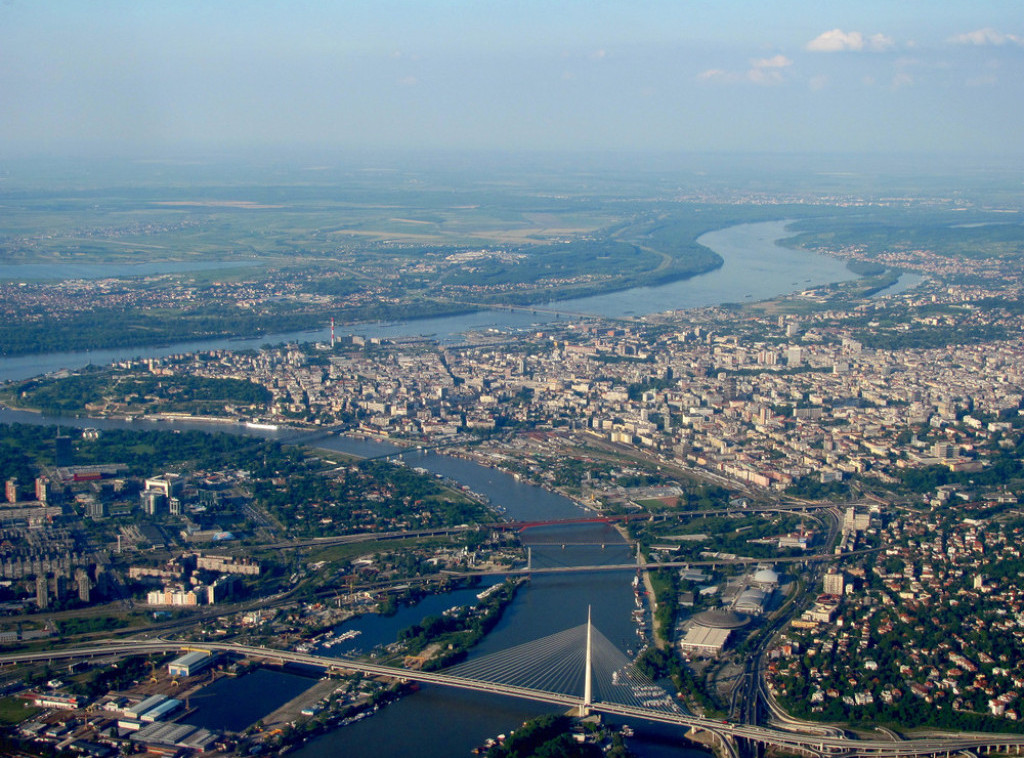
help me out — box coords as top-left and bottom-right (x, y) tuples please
(167, 650), (215, 678)
(124, 694), (169, 720)
(130, 721), (219, 754)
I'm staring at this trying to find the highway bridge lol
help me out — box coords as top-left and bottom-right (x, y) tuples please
(275, 501), (852, 552)
(442, 547), (881, 578)
(5, 638), (1024, 758)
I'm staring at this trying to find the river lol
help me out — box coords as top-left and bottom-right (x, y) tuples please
(871, 271), (925, 298)
(283, 453), (708, 757)
(0, 221), (870, 754)
(0, 220), (877, 383)
(0, 407), (708, 756)
(548, 219), (856, 316)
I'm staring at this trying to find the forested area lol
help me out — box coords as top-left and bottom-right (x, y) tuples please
(0, 422), (290, 478)
(0, 422), (488, 539)
(788, 210), (1024, 261)
(6, 368), (271, 415)
(254, 458), (489, 538)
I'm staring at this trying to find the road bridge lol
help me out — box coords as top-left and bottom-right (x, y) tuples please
(443, 547), (881, 578)
(491, 503), (841, 532)
(5, 630), (1024, 758)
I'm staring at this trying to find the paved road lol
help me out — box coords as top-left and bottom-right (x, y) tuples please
(6, 641), (1024, 758)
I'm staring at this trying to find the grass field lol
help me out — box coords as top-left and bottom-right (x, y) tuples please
(300, 536), (452, 565)
(0, 697), (40, 725)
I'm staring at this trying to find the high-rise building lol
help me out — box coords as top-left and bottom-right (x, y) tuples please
(75, 568), (92, 603)
(35, 477), (51, 503)
(55, 435), (73, 466)
(141, 490), (165, 516)
(144, 474), (183, 499)
(823, 569), (845, 596)
(5, 478), (18, 504)
(35, 574), (49, 609)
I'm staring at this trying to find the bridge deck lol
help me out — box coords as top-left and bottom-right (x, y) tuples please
(5, 640), (1024, 757)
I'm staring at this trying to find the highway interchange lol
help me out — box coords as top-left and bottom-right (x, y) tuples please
(2, 500), (1018, 757)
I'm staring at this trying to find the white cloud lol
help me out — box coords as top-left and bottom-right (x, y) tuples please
(697, 68), (736, 83)
(807, 29), (894, 52)
(891, 72), (913, 89)
(809, 74), (829, 91)
(949, 28), (1023, 46)
(698, 55), (791, 85)
(753, 54), (792, 69)
(868, 33), (895, 51)
(807, 29), (863, 51)
(748, 54), (792, 84)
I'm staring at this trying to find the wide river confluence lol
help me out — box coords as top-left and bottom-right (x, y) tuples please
(0, 220), (871, 383)
(0, 221), (895, 755)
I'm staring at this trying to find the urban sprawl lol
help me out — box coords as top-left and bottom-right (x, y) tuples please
(3, 239), (1024, 756)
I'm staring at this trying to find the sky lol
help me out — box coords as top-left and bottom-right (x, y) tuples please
(1, 1), (1022, 158)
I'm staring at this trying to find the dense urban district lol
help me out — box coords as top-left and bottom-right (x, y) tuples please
(1, 168), (1024, 757)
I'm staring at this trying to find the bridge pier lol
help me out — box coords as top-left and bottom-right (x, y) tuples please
(686, 728), (731, 758)
(11, 637), (1024, 757)
(735, 735), (763, 758)
(719, 734), (741, 758)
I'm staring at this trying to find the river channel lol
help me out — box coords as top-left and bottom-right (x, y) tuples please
(0, 220), (878, 383)
(0, 407), (708, 755)
(0, 221), (883, 754)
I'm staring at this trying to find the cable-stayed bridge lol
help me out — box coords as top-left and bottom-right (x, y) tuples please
(7, 624), (1024, 758)
(441, 618), (679, 715)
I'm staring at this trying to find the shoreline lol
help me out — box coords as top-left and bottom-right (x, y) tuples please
(0, 252), (730, 361)
(0, 218), (859, 383)
(0, 401), (614, 529)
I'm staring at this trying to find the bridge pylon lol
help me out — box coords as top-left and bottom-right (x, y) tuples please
(580, 606), (593, 717)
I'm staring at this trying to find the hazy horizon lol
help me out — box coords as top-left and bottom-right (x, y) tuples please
(2, 1), (1022, 159)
